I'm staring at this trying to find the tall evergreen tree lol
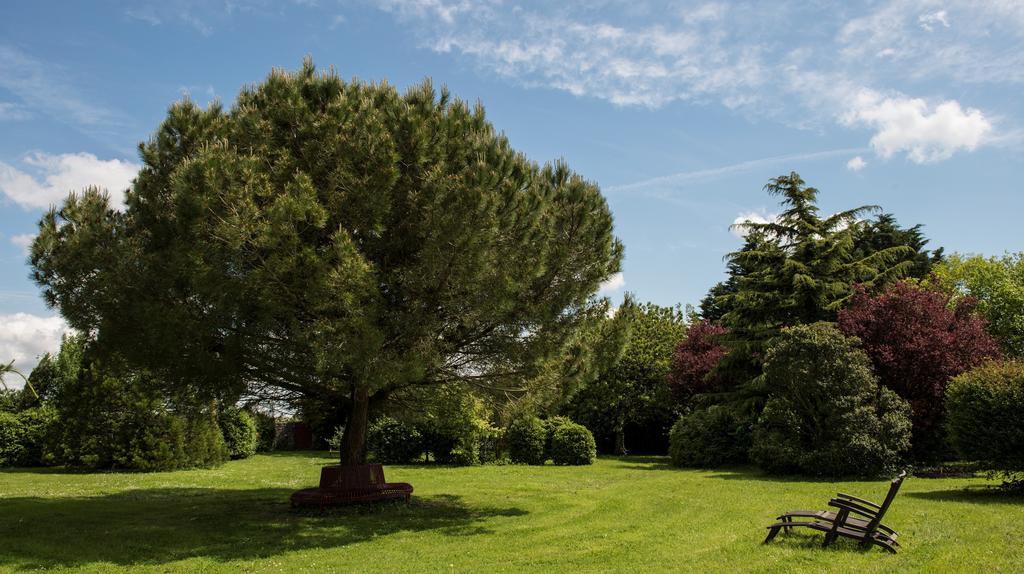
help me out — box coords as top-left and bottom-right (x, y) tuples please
(717, 173), (911, 351)
(853, 213), (944, 281)
(31, 60), (623, 466)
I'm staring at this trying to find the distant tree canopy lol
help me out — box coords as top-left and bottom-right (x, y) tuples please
(565, 301), (687, 454)
(31, 60), (623, 466)
(931, 252), (1024, 357)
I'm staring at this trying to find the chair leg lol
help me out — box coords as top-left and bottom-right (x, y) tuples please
(764, 526), (782, 543)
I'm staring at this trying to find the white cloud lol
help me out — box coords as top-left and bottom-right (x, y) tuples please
(919, 10), (950, 31)
(0, 313), (70, 383)
(9, 233), (34, 255)
(0, 152), (139, 210)
(731, 211), (779, 238)
(841, 90), (992, 163)
(846, 156), (867, 171)
(366, 0), (1011, 162)
(597, 272), (625, 296)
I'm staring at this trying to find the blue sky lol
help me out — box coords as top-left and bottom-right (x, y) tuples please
(1, 0), (1022, 374)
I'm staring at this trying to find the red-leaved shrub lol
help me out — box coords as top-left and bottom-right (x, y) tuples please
(837, 282), (1001, 460)
(667, 321), (729, 402)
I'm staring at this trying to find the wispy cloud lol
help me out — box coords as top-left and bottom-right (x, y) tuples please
(0, 45), (122, 127)
(0, 102), (31, 121)
(607, 148), (865, 195)
(365, 0), (1018, 163)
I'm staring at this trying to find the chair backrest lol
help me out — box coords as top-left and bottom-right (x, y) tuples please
(865, 470), (907, 532)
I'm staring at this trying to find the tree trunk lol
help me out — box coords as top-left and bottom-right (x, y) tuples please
(614, 419), (628, 456)
(339, 385), (370, 466)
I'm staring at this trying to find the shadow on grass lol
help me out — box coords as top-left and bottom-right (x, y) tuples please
(0, 488), (527, 570)
(908, 486), (1024, 505)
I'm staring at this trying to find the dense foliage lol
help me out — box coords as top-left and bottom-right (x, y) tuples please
(2, 336), (229, 471)
(851, 213), (944, 281)
(932, 252), (1024, 357)
(507, 416), (547, 465)
(711, 174), (911, 356)
(668, 406), (750, 468)
(565, 302), (686, 454)
(945, 361), (1024, 486)
(750, 323), (912, 477)
(366, 416), (423, 464)
(837, 282), (1001, 460)
(30, 59), (622, 467)
(219, 408), (259, 459)
(666, 321), (729, 402)
(549, 422), (597, 465)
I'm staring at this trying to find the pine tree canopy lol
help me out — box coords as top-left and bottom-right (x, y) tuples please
(30, 60), (623, 464)
(715, 172), (913, 347)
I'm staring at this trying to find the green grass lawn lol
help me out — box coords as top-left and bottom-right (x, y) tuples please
(1, 453), (1021, 573)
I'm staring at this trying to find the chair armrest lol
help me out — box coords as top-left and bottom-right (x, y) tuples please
(828, 499), (879, 521)
(836, 492), (881, 509)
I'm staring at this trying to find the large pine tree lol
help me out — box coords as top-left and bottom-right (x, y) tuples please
(31, 60), (623, 466)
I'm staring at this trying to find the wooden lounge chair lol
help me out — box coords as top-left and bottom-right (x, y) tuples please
(763, 470), (907, 553)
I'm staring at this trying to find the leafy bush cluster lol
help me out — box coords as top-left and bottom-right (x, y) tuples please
(749, 324), (912, 477)
(0, 407), (57, 467)
(669, 406), (749, 468)
(0, 336), (278, 471)
(838, 283), (1001, 460)
(945, 361), (1024, 486)
(364, 387), (502, 466)
(367, 416), (423, 464)
(507, 416), (547, 465)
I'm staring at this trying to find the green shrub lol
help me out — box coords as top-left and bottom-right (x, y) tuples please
(507, 416), (547, 465)
(220, 407), (259, 459)
(550, 422), (597, 465)
(946, 361), (1024, 483)
(16, 406), (58, 466)
(413, 389), (498, 466)
(0, 407), (58, 467)
(750, 323), (912, 477)
(251, 410), (278, 452)
(543, 416), (573, 459)
(367, 416), (422, 464)
(184, 409), (230, 468)
(669, 406), (750, 468)
(0, 411), (25, 466)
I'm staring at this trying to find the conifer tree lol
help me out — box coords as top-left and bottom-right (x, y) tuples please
(30, 60), (623, 466)
(716, 173), (911, 363)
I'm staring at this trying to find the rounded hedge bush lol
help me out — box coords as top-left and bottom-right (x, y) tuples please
(946, 361), (1024, 478)
(550, 422), (596, 465)
(507, 416), (546, 465)
(669, 406), (750, 468)
(219, 407), (259, 459)
(367, 416), (422, 464)
(543, 416), (573, 459)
